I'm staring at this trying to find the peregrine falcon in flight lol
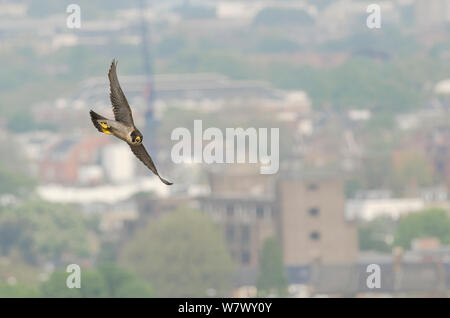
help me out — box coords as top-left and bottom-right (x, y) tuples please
(90, 59), (173, 185)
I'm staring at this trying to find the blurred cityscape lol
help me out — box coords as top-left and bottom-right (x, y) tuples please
(0, 0), (450, 297)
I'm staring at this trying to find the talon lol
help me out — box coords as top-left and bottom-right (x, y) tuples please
(100, 122), (109, 129)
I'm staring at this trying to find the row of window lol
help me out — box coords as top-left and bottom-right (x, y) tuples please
(208, 204), (319, 217)
(226, 204), (268, 218)
(230, 232), (320, 266)
(202, 202), (272, 220)
(226, 224), (250, 244)
(231, 250), (251, 265)
(304, 205), (320, 240)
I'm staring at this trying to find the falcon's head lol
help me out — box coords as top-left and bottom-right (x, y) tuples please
(130, 130), (143, 145)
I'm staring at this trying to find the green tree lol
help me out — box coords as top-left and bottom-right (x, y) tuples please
(0, 139), (36, 197)
(121, 209), (235, 297)
(0, 166), (35, 196)
(394, 209), (450, 249)
(0, 251), (42, 286)
(97, 264), (154, 298)
(359, 216), (395, 252)
(0, 283), (40, 298)
(40, 270), (105, 298)
(256, 237), (288, 297)
(40, 264), (153, 298)
(0, 200), (94, 263)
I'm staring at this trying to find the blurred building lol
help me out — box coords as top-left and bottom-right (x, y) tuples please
(101, 143), (136, 183)
(426, 127), (450, 192)
(278, 172), (358, 266)
(197, 166), (358, 286)
(38, 135), (138, 185)
(311, 240), (450, 296)
(76, 73), (282, 109)
(200, 166), (276, 269)
(346, 198), (425, 221)
(39, 135), (110, 185)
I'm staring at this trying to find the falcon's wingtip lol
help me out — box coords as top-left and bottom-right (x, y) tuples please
(160, 177), (173, 185)
(109, 58), (118, 74)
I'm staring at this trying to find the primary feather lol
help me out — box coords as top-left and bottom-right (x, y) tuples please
(108, 59), (135, 126)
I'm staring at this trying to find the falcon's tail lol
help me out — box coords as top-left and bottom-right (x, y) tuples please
(90, 110), (110, 134)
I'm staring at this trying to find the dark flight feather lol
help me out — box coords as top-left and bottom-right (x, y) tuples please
(108, 59), (135, 126)
(129, 144), (173, 185)
(89, 110), (108, 132)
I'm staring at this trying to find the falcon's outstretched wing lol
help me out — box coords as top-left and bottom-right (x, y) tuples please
(129, 144), (173, 185)
(108, 59), (135, 126)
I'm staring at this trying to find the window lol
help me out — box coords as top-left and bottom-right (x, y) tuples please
(256, 206), (264, 218)
(310, 231), (320, 240)
(241, 225), (250, 244)
(308, 207), (319, 217)
(225, 224), (234, 242)
(226, 204), (234, 217)
(241, 251), (250, 264)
